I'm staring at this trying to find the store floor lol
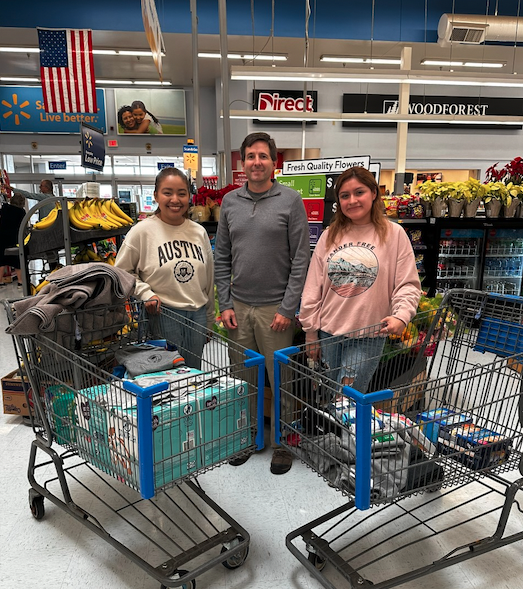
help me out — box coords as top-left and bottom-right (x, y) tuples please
(1, 279), (523, 589)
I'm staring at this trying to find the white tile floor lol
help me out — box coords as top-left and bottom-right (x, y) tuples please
(1, 279), (523, 589)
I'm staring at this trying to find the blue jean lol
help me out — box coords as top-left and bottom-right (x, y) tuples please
(149, 305), (207, 369)
(319, 331), (386, 394)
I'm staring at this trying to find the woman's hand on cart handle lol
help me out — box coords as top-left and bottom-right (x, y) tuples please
(379, 316), (406, 338)
(145, 296), (161, 315)
(305, 330), (321, 361)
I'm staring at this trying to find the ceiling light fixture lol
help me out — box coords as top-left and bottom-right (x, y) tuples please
(0, 76), (171, 85)
(230, 65), (523, 87)
(226, 109), (523, 125)
(0, 76), (40, 82)
(320, 55), (401, 65)
(198, 51), (287, 61)
(421, 59), (505, 68)
(0, 46), (165, 57)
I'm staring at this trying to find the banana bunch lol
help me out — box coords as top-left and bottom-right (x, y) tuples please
(69, 198), (134, 231)
(34, 279), (50, 293)
(33, 205), (60, 230)
(73, 246), (103, 264)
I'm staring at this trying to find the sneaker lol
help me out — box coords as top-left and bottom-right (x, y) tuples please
(270, 448), (293, 475)
(229, 453), (252, 467)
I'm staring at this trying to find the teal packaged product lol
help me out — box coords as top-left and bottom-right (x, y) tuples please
(45, 385), (78, 445)
(196, 376), (250, 468)
(416, 408), (473, 443)
(76, 384), (116, 476)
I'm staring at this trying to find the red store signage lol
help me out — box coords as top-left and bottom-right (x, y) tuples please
(252, 89), (318, 125)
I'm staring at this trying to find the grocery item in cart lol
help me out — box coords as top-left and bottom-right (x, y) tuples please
(416, 407), (473, 443)
(437, 422), (512, 470)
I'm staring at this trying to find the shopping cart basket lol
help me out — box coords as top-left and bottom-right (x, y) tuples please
(274, 289), (523, 588)
(3, 298), (265, 589)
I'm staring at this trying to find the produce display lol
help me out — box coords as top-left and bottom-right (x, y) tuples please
(32, 198), (134, 231)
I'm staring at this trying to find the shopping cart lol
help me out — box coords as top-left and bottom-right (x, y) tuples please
(274, 289), (523, 588)
(3, 298), (265, 589)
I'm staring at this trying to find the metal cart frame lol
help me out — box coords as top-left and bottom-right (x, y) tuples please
(274, 289), (523, 588)
(4, 298), (265, 589)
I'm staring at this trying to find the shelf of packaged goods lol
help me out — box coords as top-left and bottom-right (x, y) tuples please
(439, 248), (478, 257)
(486, 249), (523, 257)
(437, 274), (476, 281)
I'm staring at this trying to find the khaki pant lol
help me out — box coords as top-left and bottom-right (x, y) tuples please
(227, 300), (294, 447)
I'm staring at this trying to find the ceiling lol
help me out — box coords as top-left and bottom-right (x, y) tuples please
(2, 1), (523, 88)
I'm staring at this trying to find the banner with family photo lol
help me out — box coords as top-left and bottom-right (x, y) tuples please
(115, 88), (186, 136)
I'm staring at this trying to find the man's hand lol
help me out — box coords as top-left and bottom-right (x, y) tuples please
(270, 312), (291, 332)
(222, 309), (238, 330)
(145, 296), (161, 315)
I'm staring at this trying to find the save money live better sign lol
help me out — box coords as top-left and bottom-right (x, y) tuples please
(0, 86), (106, 133)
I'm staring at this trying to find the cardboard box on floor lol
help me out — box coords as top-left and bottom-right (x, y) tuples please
(2, 369), (29, 416)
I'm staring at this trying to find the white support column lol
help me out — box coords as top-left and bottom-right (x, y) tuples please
(393, 46), (412, 195)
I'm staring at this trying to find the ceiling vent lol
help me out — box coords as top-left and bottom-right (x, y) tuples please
(438, 14), (523, 46)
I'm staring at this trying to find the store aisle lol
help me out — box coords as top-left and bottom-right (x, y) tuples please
(1, 280), (523, 589)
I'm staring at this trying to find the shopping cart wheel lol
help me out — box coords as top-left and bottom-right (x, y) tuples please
(29, 491), (45, 520)
(307, 552), (327, 571)
(160, 569), (195, 589)
(221, 535), (249, 569)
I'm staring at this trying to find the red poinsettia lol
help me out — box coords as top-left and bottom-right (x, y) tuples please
(485, 156), (523, 185)
(195, 183), (239, 206)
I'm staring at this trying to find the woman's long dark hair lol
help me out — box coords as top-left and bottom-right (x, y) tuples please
(326, 166), (388, 248)
(131, 100), (160, 125)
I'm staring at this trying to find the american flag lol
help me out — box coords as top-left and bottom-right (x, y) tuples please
(38, 28), (97, 114)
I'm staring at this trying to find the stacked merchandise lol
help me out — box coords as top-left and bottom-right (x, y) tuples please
(277, 174), (327, 246)
(43, 342), (251, 490)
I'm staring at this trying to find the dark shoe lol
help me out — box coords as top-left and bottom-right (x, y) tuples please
(229, 453), (252, 467)
(270, 448), (293, 475)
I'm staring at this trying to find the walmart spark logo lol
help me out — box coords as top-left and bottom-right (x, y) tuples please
(2, 93), (31, 125)
(84, 130), (93, 148)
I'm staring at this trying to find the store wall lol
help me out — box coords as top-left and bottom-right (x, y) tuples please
(0, 86), (217, 159)
(220, 80), (523, 182)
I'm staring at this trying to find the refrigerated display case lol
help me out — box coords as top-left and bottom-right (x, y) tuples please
(436, 228), (484, 293)
(397, 218), (523, 296)
(483, 227), (523, 295)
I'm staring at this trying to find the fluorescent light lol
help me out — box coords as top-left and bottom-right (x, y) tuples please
(0, 47), (164, 57)
(0, 47), (40, 53)
(117, 50), (166, 56)
(198, 51), (287, 61)
(463, 61), (505, 68)
(230, 65), (523, 87)
(0, 76), (40, 82)
(0, 76), (170, 85)
(321, 55), (401, 65)
(134, 80), (172, 85)
(227, 109), (523, 125)
(421, 59), (505, 68)
(95, 79), (133, 84)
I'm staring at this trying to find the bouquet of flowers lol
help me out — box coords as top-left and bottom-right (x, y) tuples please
(381, 292), (457, 361)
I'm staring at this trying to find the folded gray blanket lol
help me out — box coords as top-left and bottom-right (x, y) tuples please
(6, 263), (135, 342)
(115, 344), (185, 377)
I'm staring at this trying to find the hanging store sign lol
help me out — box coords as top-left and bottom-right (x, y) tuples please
(282, 155), (371, 175)
(253, 89), (318, 125)
(48, 161), (67, 170)
(0, 86), (106, 133)
(81, 123), (105, 172)
(342, 94), (523, 129)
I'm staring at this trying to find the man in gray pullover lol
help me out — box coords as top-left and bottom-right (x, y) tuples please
(215, 132), (310, 474)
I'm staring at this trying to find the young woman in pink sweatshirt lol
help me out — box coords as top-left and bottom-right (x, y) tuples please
(299, 166), (421, 392)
